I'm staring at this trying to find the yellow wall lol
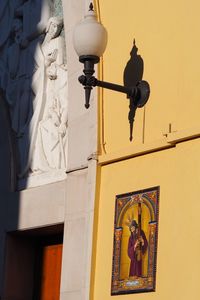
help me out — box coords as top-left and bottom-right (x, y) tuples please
(92, 139), (200, 300)
(91, 1), (200, 299)
(96, 0), (200, 154)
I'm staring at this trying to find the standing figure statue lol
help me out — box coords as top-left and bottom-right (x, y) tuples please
(30, 16), (68, 175)
(4, 0), (53, 178)
(6, 17), (35, 138)
(0, 1), (68, 187)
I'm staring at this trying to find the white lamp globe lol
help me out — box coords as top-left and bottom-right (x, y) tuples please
(73, 4), (108, 58)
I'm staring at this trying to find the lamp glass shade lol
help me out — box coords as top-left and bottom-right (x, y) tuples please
(73, 9), (107, 58)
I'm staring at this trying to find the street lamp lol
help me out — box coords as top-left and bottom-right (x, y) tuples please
(73, 2), (150, 140)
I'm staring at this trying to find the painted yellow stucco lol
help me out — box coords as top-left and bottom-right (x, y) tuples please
(96, 0), (200, 154)
(92, 139), (200, 300)
(91, 1), (200, 299)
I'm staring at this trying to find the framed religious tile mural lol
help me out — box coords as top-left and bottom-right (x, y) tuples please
(111, 187), (159, 295)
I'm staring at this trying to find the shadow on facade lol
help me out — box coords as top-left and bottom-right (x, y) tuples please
(123, 39), (144, 141)
(0, 1), (52, 297)
(0, 91), (20, 295)
(123, 39), (144, 88)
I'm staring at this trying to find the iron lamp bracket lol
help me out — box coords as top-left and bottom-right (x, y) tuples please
(78, 55), (150, 141)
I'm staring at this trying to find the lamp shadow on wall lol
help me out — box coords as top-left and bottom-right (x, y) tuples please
(123, 39), (144, 141)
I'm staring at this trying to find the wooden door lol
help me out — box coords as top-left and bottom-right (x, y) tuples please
(39, 244), (63, 300)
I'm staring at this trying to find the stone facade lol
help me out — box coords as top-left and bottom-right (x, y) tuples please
(0, 1), (96, 299)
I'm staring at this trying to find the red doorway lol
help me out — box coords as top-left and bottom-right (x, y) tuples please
(4, 225), (64, 300)
(39, 244), (63, 300)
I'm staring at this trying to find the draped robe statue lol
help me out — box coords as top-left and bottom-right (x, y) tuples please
(0, 1), (68, 188)
(30, 17), (68, 174)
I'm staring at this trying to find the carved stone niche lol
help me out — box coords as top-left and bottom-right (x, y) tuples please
(0, 0), (68, 189)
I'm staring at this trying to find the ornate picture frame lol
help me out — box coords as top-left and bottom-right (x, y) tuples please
(111, 187), (160, 295)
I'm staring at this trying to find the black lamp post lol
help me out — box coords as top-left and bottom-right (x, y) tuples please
(73, 2), (150, 141)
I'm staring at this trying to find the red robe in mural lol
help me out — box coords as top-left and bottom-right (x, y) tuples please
(128, 230), (148, 277)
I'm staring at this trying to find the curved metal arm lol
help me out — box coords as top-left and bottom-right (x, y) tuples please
(78, 75), (150, 107)
(79, 75), (136, 96)
(77, 55), (150, 140)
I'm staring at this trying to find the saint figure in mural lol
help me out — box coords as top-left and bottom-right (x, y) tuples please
(128, 220), (148, 277)
(112, 189), (159, 295)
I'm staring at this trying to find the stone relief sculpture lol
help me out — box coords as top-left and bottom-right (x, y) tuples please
(30, 17), (68, 175)
(0, 0), (68, 188)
